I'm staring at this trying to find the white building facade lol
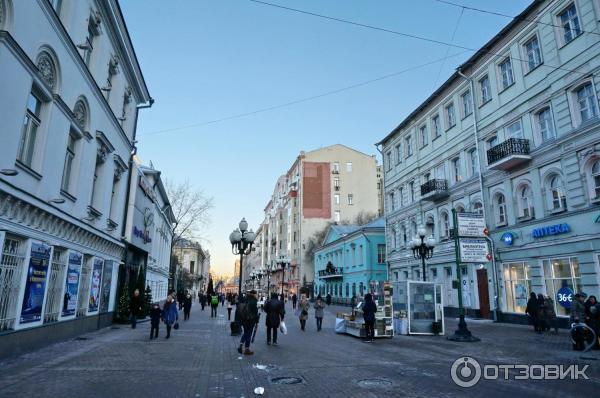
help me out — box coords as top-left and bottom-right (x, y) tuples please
(379, 0), (600, 324)
(0, 0), (151, 357)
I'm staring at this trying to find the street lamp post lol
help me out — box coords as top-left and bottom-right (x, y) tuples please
(265, 263), (272, 296)
(409, 226), (435, 281)
(257, 270), (263, 293)
(229, 218), (256, 335)
(277, 257), (290, 298)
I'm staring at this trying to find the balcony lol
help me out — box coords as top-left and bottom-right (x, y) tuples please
(487, 138), (531, 170)
(318, 266), (343, 279)
(420, 179), (449, 201)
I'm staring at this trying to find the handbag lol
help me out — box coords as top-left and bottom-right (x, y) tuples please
(279, 321), (288, 335)
(173, 322), (179, 330)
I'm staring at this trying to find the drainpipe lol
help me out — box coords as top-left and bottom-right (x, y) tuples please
(374, 144), (389, 281)
(456, 68), (499, 322)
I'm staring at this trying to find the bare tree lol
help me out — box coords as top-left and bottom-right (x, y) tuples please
(165, 179), (214, 245)
(304, 222), (333, 260)
(352, 210), (378, 226)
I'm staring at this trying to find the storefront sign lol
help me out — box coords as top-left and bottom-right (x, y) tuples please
(532, 223), (570, 238)
(501, 232), (515, 246)
(61, 250), (83, 317)
(133, 226), (152, 243)
(20, 242), (52, 324)
(459, 238), (491, 263)
(457, 212), (487, 237)
(556, 286), (574, 309)
(88, 258), (104, 313)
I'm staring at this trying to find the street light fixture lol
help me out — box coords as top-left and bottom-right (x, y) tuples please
(409, 226), (435, 281)
(229, 217), (255, 335)
(276, 257), (290, 297)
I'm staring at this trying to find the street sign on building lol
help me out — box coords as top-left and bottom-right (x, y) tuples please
(459, 238), (490, 263)
(456, 212), (487, 237)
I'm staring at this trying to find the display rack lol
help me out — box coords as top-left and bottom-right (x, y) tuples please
(342, 282), (394, 338)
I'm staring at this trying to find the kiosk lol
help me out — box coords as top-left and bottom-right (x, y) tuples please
(392, 281), (445, 335)
(339, 282), (394, 339)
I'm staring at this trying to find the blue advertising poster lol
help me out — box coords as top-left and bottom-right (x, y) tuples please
(62, 251), (83, 317)
(556, 287), (574, 309)
(88, 258), (104, 313)
(99, 261), (113, 313)
(20, 242), (52, 324)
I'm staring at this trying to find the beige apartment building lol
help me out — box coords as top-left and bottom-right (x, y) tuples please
(257, 144), (381, 296)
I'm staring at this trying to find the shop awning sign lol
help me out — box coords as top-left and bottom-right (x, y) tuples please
(457, 212), (487, 237)
(459, 238), (491, 263)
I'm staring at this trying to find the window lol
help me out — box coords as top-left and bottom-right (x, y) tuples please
(398, 186), (404, 207)
(409, 181), (415, 202)
(395, 144), (402, 165)
(576, 83), (598, 123)
(461, 91), (473, 117)
(389, 192), (395, 212)
(495, 194), (507, 225)
(518, 185), (534, 219)
(347, 194), (353, 205)
(543, 257), (581, 316)
(18, 92), (42, 168)
(445, 267), (452, 277)
(420, 125), (428, 147)
(558, 3), (581, 45)
(486, 135), (498, 150)
(431, 268), (438, 279)
(473, 202), (483, 215)
(346, 162), (353, 172)
(456, 205), (465, 214)
(424, 172), (430, 182)
(523, 36), (542, 71)
(386, 152), (392, 171)
(536, 107), (555, 142)
(334, 194), (340, 205)
(84, 14), (101, 65)
(334, 210), (341, 222)
(377, 244), (385, 264)
(334, 177), (340, 188)
(425, 216), (435, 237)
(499, 57), (514, 89)
(452, 157), (461, 183)
(401, 225), (407, 246)
(445, 102), (456, 129)
(61, 133), (78, 192)
(592, 160), (600, 199)
(548, 175), (567, 211)
(503, 262), (532, 313)
(468, 148), (477, 176)
(506, 119), (523, 139)
(391, 227), (397, 248)
(432, 115), (441, 138)
(479, 75), (492, 103)
(358, 245), (363, 265)
(441, 212), (450, 238)
(333, 162), (340, 173)
(405, 136), (413, 157)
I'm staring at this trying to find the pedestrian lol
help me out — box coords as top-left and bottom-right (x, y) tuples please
(525, 292), (540, 332)
(177, 290), (185, 310)
(536, 293), (546, 334)
(200, 293), (206, 311)
(314, 295), (325, 331)
(183, 292), (192, 321)
(298, 294), (310, 331)
(362, 293), (377, 343)
(221, 294), (225, 306)
(238, 290), (259, 355)
(292, 293), (297, 310)
(129, 289), (142, 329)
(326, 293), (332, 306)
(227, 298), (233, 321)
(210, 292), (219, 318)
(149, 302), (161, 339)
(585, 295), (600, 349)
(571, 293), (588, 351)
(162, 295), (179, 339)
(198, 291), (202, 304)
(264, 292), (285, 345)
(543, 295), (558, 334)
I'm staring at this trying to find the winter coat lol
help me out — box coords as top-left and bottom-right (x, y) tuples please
(184, 295), (192, 311)
(162, 302), (179, 325)
(525, 297), (539, 319)
(150, 306), (162, 325)
(570, 300), (586, 323)
(264, 298), (285, 327)
(543, 298), (557, 321)
(130, 295), (142, 316)
(298, 299), (310, 321)
(362, 299), (377, 323)
(243, 295), (259, 326)
(314, 301), (325, 318)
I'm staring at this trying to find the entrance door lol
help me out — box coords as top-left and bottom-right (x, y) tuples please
(477, 268), (491, 319)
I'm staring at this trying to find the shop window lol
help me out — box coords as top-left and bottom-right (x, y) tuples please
(503, 262), (531, 313)
(543, 257), (581, 317)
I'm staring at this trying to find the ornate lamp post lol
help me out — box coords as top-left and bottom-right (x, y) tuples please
(265, 263), (273, 296)
(251, 272), (257, 290)
(229, 218), (256, 335)
(276, 257), (290, 298)
(409, 226), (435, 281)
(256, 270), (263, 292)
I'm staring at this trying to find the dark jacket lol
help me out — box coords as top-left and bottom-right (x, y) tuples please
(150, 306), (162, 325)
(264, 298), (285, 327)
(245, 295), (259, 325)
(362, 297), (377, 323)
(130, 295), (142, 316)
(525, 296), (539, 318)
(184, 295), (192, 311)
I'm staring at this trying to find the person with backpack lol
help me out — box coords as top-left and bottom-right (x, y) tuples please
(210, 293), (219, 318)
(362, 293), (377, 343)
(264, 292), (285, 345)
(238, 290), (258, 355)
(162, 295), (179, 339)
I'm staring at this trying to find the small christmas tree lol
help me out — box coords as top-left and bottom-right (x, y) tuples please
(206, 278), (214, 296)
(136, 271), (147, 317)
(117, 284), (130, 323)
(144, 285), (153, 315)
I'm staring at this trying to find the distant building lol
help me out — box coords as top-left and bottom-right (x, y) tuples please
(173, 239), (210, 294)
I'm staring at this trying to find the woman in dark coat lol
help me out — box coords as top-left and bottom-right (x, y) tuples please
(525, 292), (540, 332)
(362, 293), (377, 343)
(263, 293), (285, 345)
(183, 293), (192, 321)
(585, 295), (600, 349)
(536, 293), (546, 333)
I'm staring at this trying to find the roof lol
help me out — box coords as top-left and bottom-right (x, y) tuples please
(376, 0), (542, 146)
(321, 217), (386, 248)
(305, 143), (375, 159)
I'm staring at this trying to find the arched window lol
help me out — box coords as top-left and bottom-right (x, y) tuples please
(36, 51), (57, 91)
(518, 185), (534, 219)
(400, 225), (406, 247)
(425, 216), (435, 238)
(593, 160), (600, 199)
(411, 220), (417, 240)
(495, 194), (507, 226)
(456, 205), (465, 214)
(391, 227), (397, 248)
(440, 212), (450, 238)
(473, 202), (483, 215)
(548, 175), (567, 211)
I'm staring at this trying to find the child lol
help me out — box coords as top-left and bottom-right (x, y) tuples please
(149, 302), (161, 339)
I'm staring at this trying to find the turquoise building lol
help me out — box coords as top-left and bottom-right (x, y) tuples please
(313, 218), (387, 304)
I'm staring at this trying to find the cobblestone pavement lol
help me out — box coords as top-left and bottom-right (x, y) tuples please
(0, 302), (598, 397)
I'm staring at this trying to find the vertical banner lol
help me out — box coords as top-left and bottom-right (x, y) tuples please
(99, 261), (113, 313)
(20, 242), (52, 324)
(88, 258), (104, 313)
(61, 250), (83, 318)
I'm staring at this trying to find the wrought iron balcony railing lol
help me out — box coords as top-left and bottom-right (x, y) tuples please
(487, 138), (530, 166)
(420, 179), (448, 197)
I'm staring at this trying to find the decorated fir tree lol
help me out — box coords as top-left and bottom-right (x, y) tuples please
(136, 271), (147, 317)
(206, 278), (214, 296)
(117, 284), (130, 323)
(144, 285), (153, 315)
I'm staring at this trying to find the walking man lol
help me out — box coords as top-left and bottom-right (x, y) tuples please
(210, 292), (219, 318)
(200, 293), (206, 311)
(183, 292), (192, 321)
(362, 293), (377, 343)
(129, 289), (142, 329)
(292, 293), (297, 310)
(238, 290), (259, 355)
(264, 293), (285, 345)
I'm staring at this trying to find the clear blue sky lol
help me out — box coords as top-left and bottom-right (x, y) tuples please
(120, 0), (531, 275)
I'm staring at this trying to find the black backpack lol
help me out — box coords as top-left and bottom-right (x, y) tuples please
(238, 302), (253, 323)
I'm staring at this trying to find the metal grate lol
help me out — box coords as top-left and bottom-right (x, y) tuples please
(0, 238), (26, 331)
(76, 256), (92, 317)
(486, 138), (530, 165)
(43, 248), (67, 323)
